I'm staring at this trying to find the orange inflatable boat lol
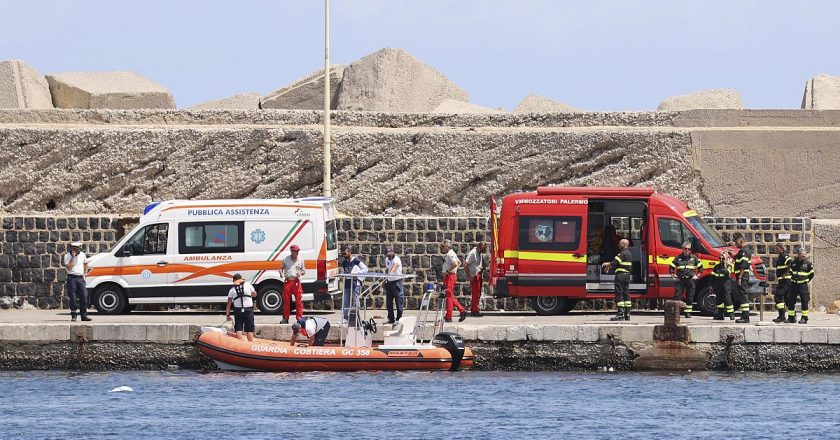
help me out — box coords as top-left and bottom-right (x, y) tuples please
(197, 330), (474, 372)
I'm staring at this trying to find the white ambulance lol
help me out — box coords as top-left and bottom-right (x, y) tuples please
(85, 198), (340, 314)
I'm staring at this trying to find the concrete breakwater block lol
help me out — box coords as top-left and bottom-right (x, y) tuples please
(189, 92), (261, 110)
(802, 74), (840, 109)
(634, 341), (709, 371)
(657, 88), (743, 111)
(336, 48), (469, 112)
(46, 71), (176, 109)
(513, 94), (581, 113)
(261, 66), (345, 110)
(0, 60), (53, 109)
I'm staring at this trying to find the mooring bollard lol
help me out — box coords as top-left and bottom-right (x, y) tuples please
(663, 300), (683, 327)
(655, 300), (688, 342)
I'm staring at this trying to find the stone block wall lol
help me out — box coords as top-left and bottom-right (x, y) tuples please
(0, 214), (822, 311)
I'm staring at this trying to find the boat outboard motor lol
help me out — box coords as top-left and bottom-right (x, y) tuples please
(432, 332), (466, 371)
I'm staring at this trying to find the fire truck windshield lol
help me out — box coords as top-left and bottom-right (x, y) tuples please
(685, 215), (726, 248)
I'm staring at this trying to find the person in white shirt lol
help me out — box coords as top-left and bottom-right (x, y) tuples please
(440, 239), (467, 323)
(63, 242), (91, 322)
(225, 273), (257, 341)
(279, 244), (306, 324)
(465, 241), (488, 317)
(340, 246), (368, 323)
(384, 248), (404, 325)
(290, 316), (331, 346)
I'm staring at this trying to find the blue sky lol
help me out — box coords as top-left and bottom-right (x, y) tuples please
(2, 0), (838, 110)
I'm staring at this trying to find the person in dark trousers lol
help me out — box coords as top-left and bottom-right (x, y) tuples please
(773, 243), (793, 323)
(669, 241), (703, 318)
(340, 246), (368, 324)
(465, 241), (487, 317)
(711, 252), (735, 320)
(225, 273), (256, 341)
(788, 248), (815, 324)
(290, 316), (331, 346)
(602, 238), (632, 321)
(384, 248), (404, 325)
(64, 242), (91, 322)
(732, 234), (753, 323)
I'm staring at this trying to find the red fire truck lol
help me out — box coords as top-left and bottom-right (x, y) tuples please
(490, 187), (767, 315)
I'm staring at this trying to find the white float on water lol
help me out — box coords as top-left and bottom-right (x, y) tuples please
(109, 386), (133, 393)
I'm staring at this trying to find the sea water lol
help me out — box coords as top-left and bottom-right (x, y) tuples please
(2, 370), (838, 439)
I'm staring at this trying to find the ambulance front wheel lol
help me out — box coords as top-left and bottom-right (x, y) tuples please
(93, 284), (128, 315)
(530, 297), (576, 316)
(257, 283), (284, 315)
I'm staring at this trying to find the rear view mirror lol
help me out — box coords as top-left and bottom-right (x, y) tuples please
(122, 248), (132, 257)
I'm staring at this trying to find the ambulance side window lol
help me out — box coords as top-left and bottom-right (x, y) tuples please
(121, 223), (168, 256)
(519, 216), (582, 251)
(179, 222), (245, 254)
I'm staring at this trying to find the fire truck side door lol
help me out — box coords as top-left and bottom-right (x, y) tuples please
(653, 216), (705, 299)
(513, 203), (588, 296)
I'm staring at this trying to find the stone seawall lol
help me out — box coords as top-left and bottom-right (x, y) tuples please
(1, 214), (828, 310)
(3, 321), (840, 372)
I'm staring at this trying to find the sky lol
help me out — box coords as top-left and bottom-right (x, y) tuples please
(2, 0), (839, 110)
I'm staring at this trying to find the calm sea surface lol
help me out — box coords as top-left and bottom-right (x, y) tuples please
(3, 370), (838, 439)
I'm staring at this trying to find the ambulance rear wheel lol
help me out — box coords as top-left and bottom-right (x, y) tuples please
(94, 284), (127, 315)
(257, 283), (284, 315)
(696, 286), (716, 316)
(530, 296), (571, 316)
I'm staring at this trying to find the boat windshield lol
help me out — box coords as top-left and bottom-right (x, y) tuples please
(685, 215), (726, 248)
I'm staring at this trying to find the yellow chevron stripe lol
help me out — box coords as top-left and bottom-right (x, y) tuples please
(503, 250), (586, 263)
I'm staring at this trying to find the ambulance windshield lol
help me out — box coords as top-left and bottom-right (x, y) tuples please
(685, 215), (726, 248)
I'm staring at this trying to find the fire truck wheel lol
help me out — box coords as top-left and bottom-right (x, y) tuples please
(695, 286), (716, 316)
(530, 296), (570, 316)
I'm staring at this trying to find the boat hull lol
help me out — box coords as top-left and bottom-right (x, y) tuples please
(197, 332), (474, 372)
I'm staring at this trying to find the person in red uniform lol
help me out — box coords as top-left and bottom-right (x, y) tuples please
(440, 239), (467, 323)
(279, 244), (305, 324)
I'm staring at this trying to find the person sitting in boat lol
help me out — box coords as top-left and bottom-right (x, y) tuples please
(290, 316), (331, 347)
(225, 273), (256, 342)
(340, 246), (368, 324)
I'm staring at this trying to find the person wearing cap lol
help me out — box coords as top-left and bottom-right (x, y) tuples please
(64, 242), (91, 322)
(440, 239), (467, 323)
(465, 240), (487, 317)
(279, 245), (306, 324)
(290, 316), (331, 346)
(225, 273), (257, 341)
(384, 248), (404, 325)
(340, 246), (368, 324)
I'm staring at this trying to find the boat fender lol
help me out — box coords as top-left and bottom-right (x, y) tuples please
(432, 332), (466, 371)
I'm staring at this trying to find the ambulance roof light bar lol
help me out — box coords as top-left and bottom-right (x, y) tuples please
(536, 186), (655, 197)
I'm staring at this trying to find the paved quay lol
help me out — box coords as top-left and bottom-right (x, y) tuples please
(2, 309), (840, 371)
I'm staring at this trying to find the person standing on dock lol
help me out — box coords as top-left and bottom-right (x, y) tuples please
(64, 242), (91, 322)
(732, 234), (752, 323)
(669, 241), (703, 318)
(465, 240), (487, 317)
(788, 248), (815, 324)
(225, 273), (256, 342)
(711, 252), (735, 320)
(602, 238), (632, 321)
(280, 244), (306, 324)
(384, 248), (404, 325)
(440, 239), (467, 323)
(773, 243), (794, 323)
(340, 246), (368, 325)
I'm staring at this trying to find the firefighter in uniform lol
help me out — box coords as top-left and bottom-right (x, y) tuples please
(772, 243), (793, 323)
(732, 234), (753, 323)
(602, 238), (632, 321)
(711, 252), (735, 320)
(669, 241), (703, 318)
(787, 248), (815, 324)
